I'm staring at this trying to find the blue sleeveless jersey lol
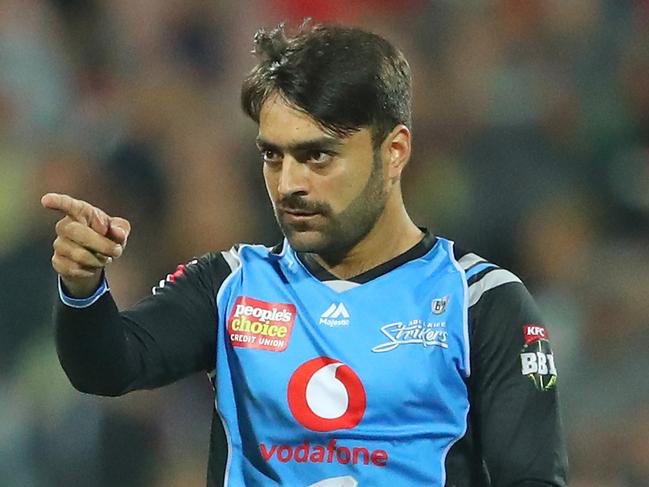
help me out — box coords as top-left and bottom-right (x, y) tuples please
(214, 237), (471, 486)
(55, 231), (567, 485)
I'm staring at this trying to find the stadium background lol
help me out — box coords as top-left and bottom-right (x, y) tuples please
(1, 0), (648, 485)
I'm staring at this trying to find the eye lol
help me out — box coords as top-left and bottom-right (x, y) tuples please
(261, 149), (282, 165)
(307, 150), (333, 165)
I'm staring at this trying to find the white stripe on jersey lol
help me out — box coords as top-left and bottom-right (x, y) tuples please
(221, 247), (241, 272)
(468, 268), (521, 307)
(458, 252), (486, 271)
(322, 280), (361, 292)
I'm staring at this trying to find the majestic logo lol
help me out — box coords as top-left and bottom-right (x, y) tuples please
(287, 357), (366, 432)
(319, 303), (350, 327)
(227, 296), (296, 352)
(520, 324), (557, 391)
(431, 296), (449, 315)
(372, 320), (448, 353)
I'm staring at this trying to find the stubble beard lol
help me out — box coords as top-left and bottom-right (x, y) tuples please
(275, 152), (388, 260)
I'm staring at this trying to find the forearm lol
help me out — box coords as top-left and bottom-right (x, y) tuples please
(45, 194), (217, 395)
(55, 291), (140, 396)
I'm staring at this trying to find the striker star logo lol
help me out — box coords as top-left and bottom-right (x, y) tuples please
(287, 357), (366, 432)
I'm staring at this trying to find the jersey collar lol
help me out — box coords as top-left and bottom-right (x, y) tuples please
(294, 229), (437, 284)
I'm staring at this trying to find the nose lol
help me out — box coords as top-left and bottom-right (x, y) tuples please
(278, 156), (309, 197)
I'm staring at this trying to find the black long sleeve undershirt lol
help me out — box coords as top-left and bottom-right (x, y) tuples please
(56, 291), (137, 395)
(54, 252), (230, 396)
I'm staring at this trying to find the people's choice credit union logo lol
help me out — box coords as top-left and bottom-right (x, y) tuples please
(288, 357), (366, 432)
(227, 296), (296, 352)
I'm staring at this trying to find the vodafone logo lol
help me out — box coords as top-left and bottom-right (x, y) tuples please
(287, 357), (366, 432)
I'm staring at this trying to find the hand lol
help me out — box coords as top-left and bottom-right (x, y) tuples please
(41, 193), (131, 298)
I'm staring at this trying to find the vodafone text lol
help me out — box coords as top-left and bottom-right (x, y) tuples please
(260, 439), (388, 467)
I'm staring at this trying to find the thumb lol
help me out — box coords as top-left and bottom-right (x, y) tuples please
(107, 217), (131, 246)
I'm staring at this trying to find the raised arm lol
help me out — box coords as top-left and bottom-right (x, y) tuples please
(42, 193), (223, 396)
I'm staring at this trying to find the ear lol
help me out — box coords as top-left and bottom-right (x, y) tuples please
(381, 124), (411, 180)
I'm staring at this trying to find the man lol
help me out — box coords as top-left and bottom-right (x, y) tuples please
(43, 23), (568, 486)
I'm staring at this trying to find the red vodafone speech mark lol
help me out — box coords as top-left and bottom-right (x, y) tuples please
(287, 357), (366, 432)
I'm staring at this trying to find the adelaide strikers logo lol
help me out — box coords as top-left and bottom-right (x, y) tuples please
(287, 357), (366, 432)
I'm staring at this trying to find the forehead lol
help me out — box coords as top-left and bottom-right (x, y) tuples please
(257, 94), (373, 151)
(258, 94), (331, 145)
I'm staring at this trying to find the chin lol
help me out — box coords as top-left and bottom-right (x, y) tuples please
(282, 228), (330, 253)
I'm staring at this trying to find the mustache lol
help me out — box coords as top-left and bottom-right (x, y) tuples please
(276, 194), (329, 214)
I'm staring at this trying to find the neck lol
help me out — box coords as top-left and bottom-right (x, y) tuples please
(310, 192), (423, 280)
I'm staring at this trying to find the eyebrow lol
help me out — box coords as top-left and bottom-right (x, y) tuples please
(255, 136), (344, 153)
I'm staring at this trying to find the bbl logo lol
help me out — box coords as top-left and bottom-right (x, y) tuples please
(431, 296), (449, 315)
(520, 325), (557, 391)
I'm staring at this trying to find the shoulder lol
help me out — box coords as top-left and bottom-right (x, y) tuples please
(449, 244), (544, 346)
(218, 241), (284, 270)
(151, 243), (275, 296)
(450, 245), (525, 309)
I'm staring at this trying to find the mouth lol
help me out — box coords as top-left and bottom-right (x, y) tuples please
(278, 208), (322, 224)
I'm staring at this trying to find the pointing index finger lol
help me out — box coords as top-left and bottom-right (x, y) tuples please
(41, 193), (81, 216)
(41, 193), (109, 235)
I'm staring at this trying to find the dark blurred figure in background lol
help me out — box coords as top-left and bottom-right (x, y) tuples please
(1, 0), (647, 485)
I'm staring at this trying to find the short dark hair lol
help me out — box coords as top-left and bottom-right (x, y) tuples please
(241, 21), (412, 147)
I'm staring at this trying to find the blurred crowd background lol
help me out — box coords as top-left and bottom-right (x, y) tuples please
(1, 0), (648, 485)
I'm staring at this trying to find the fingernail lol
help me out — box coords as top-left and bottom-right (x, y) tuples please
(114, 245), (123, 257)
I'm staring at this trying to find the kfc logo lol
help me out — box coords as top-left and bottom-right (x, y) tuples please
(523, 324), (548, 345)
(287, 357), (366, 432)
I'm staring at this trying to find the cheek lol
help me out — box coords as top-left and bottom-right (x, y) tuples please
(326, 161), (373, 211)
(263, 166), (278, 200)
(311, 172), (349, 211)
(328, 180), (356, 211)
